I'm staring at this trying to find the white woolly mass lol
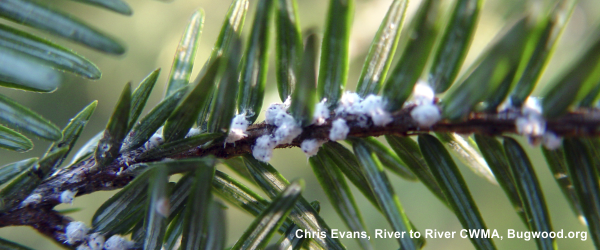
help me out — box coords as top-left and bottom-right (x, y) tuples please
(335, 91), (362, 116)
(515, 97), (546, 138)
(185, 127), (201, 138)
(262, 100), (304, 159)
(144, 133), (164, 150)
(283, 95), (292, 108)
(329, 118), (349, 141)
(369, 108), (393, 126)
(266, 103), (287, 125)
(516, 116), (546, 137)
(312, 99), (330, 125)
(523, 96), (543, 116)
(408, 82), (440, 127)
(66, 221), (89, 244)
(88, 233), (104, 250)
(60, 190), (77, 204)
(411, 104), (441, 128)
(252, 135), (277, 162)
(273, 110), (302, 145)
(226, 129), (247, 144)
(301, 139), (325, 157)
(273, 111), (295, 127)
(104, 235), (134, 250)
(358, 94), (382, 113)
(543, 132), (562, 150)
(332, 92), (393, 126)
(359, 95), (393, 126)
(232, 114), (250, 130)
(516, 97), (545, 137)
(226, 114), (250, 143)
(273, 123), (303, 145)
(21, 193), (42, 206)
(412, 81), (435, 106)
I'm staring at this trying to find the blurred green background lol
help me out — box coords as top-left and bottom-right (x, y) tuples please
(0, 0), (599, 249)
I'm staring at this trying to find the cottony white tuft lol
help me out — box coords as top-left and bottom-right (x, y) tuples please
(329, 118), (350, 141)
(523, 97), (542, 116)
(88, 233), (105, 250)
(104, 235), (135, 250)
(335, 91), (362, 116)
(411, 104), (441, 127)
(60, 190), (77, 204)
(225, 129), (247, 144)
(226, 114), (250, 143)
(542, 132), (562, 150)
(312, 99), (330, 125)
(360, 94), (393, 126)
(515, 96), (547, 140)
(273, 123), (303, 145)
(516, 116), (545, 137)
(252, 135), (276, 162)
(144, 133), (164, 150)
(266, 103), (287, 125)
(358, 94), (383, 113)
(185, 127), (201, 138)
(370, 108), (393, 126)
(283, 95), (292, 108)
(66, 221), (89, 244)
(273, 112), (295, 127)
(301, 139), (324, 157)
(21, 193), (42, 206)
(412, 81), (435, 106)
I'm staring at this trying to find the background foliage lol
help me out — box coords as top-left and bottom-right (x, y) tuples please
(0, 0), (600, 249)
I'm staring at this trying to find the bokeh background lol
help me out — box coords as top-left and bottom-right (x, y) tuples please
(1, 0), (599, 249)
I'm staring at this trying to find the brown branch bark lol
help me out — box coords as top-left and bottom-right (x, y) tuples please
(2, 107), (600, 247)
